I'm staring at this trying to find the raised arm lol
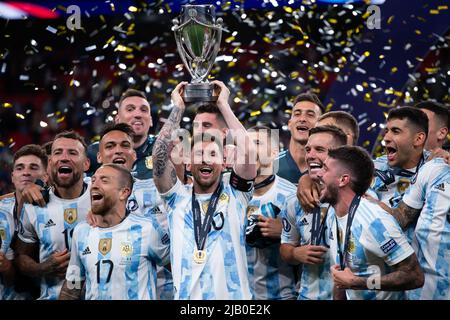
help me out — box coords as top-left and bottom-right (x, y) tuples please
(152, 82), (187, 193)
(212, 80), (256, 180)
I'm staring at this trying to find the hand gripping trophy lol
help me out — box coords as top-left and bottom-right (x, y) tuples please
(172, 4), (224, 103)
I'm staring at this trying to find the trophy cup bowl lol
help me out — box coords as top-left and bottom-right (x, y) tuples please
(172, 5), (223, 103)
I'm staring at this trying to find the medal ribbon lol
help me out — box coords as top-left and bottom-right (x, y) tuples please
(310, 205), (329, 246)
(335, 195), (361, 270)
(192, 180), (224, 253)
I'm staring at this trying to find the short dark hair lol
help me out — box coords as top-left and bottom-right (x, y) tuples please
(414, 101), (449, 129)
(118, 89), (148, 107)
(53, 130), (88, 155)
(387, 107), (429, 138)
(293, 92), (325, 114)
(101, 123), (135, 141)
(248, 125), (278, 149)
(319, 111), (359, 145)
(13, 144), (48, 169)
(191, 132), (224, 156)
(100, 163), (134, 191)
(309, 125), (347, 147)
(195, 102), (226, 127)
(41, 141), (53, 156)
(328, 145), (374, 196)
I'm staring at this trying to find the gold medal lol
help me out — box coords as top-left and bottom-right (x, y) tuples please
(193, 250), (207, 264)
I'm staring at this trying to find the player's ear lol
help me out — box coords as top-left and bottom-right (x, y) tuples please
(339, 174), (351, 187)
(119, 187), (131, 201)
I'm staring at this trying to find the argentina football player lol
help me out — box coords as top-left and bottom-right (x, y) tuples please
(88, 123), (174, 300)
(153, 81), (257, 300)
(379, 157), (449, 300)
(280, 125), (347, 300)
(296, 111), (359, 213)
(244, 125), (298, 300)
(59, 164), (170, 300)
(16, 131), (91, 300)
(0, 144), (48, 299)
(318, 146), (424, 300)
(86, 89), (156, 180)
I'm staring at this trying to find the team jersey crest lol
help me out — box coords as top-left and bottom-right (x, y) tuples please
(64, 208), (78, 224)
(99, 238), (112, 255)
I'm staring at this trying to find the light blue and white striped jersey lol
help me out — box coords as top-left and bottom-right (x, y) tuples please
(0, 194), (35, 300)
(371, 152), (428, 208)
(327, 197), (414, 300)
(402, 158), (450, 300)
(66, 214), (170, 300)
(281, 197), (333, 300)
(0, 205), (15, 300)
(18, 187), (91, 300)
(246, 176), (297, 300)
(161, 173), (253, 300)
(371, 152), (429, 243)
(128, 177), (173, 300)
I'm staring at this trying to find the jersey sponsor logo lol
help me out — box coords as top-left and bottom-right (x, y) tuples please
(44, 219), (56, 228)
(152, 206), (163, 215)
(82, 246), (91, 255)
(282, 218), (291, 232)
(145, 156), (153, 170)
(377, 185), (389, 192)
(380, 238), (398, 254)
(434, 183), (445, 192)
(298, 217), (309, 226)
(64, 208), (78, 224)
(99, 238), (112, 255)
(161, 233), (170, 245)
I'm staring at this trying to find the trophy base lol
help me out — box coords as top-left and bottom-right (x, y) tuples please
(183, 83), (218, 103)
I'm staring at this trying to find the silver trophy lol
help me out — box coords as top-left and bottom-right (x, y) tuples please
(172, 5), (224, 103)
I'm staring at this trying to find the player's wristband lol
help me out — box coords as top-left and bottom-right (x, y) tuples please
(230, 170), (254, 192)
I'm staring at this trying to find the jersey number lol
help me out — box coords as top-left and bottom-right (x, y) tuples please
(62, 228), (75, 250)
(96, 260), (114, 284)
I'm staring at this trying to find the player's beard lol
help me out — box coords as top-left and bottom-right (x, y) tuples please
(320, 181), (339, 206)
(52, 170), (82, 189)
(192, 168), (220, 191)
(92, 195), (115, 216)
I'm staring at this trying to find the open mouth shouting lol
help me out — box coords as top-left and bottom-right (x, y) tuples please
(112, 156), (127, 166)
(57, 165), (73, 179)
(385, 146), (397, 162)
(91, 189), (104, 205)
(198, 166), (214, 179)
(307, 160), (323, 176)
(296, 124), (309, 133)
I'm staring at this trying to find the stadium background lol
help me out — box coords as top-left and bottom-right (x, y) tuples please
(0, 0), (449, 194)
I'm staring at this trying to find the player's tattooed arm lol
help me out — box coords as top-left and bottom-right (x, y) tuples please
(376, 254), (424, 291)
(153, 82), (186, 194)
(16, 240), (70, 278)
(390, 201), (421, 230)
(59, 279), (84, 300)
(332, 253), (424, 292)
